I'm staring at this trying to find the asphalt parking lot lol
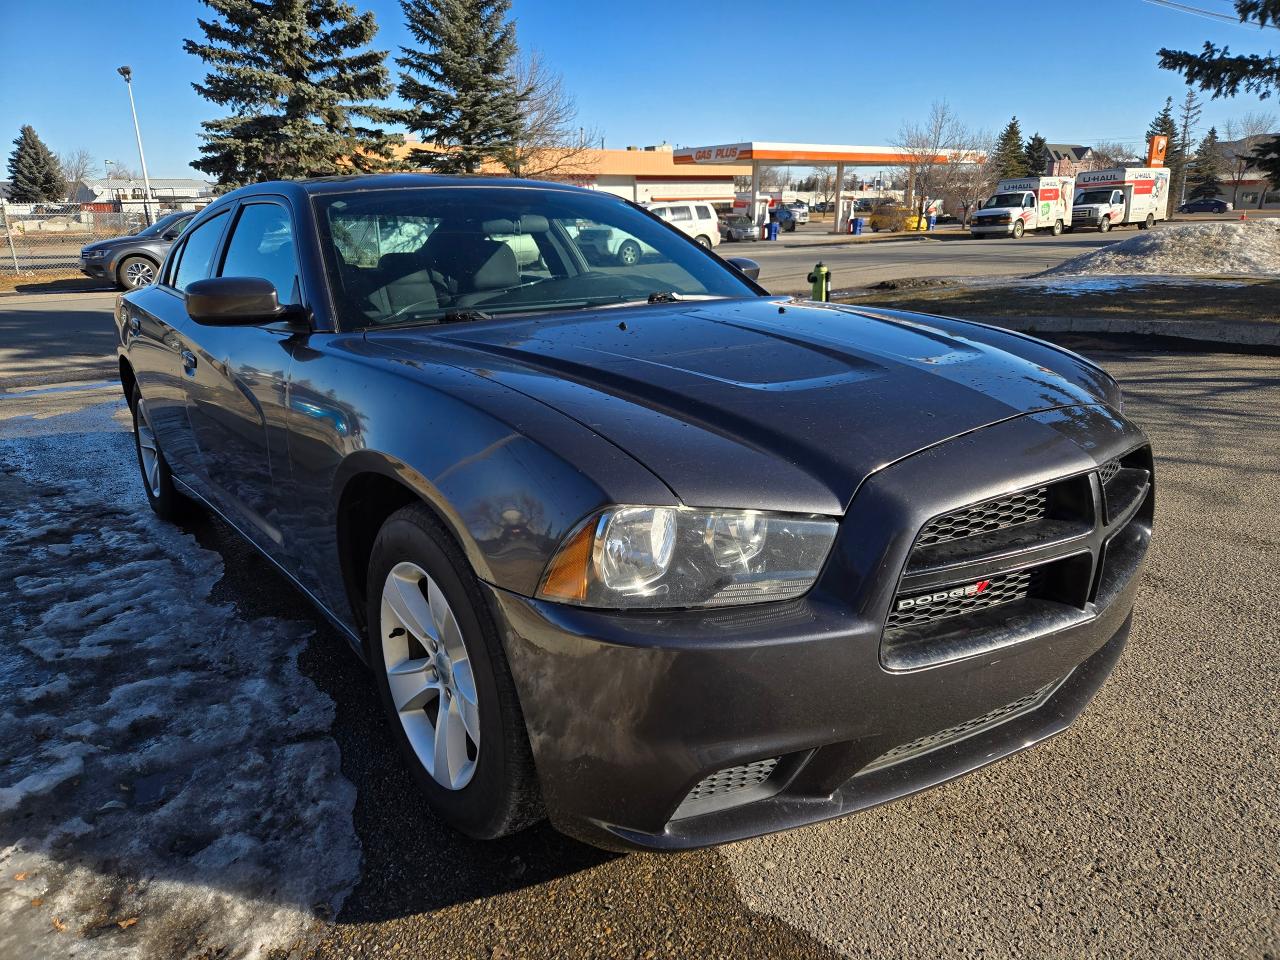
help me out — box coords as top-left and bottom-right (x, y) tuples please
(1, 291), (1276, 959)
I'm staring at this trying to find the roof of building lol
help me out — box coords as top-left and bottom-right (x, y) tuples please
(1043, 144), (1092, 162)
(81, 177), (214, 192)
(391, 142), (742, 178)
(673, 142), (961, 166)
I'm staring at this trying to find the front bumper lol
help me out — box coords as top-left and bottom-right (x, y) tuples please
(80, 258), (110, 279)
(969, 221), (1014, 235)
(490, 405), (1153, 851)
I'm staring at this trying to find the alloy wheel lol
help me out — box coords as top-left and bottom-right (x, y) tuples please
(380, 561), (480, 790)
(124, 260), (156, 287)
(135, 397), (162, 498)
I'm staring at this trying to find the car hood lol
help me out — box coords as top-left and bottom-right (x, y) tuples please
(81, 235), (143, 253)
(368, 298), (1119, 515)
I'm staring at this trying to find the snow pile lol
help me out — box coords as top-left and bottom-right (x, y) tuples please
(1045, 220), (1280, 276)
(0, 407), (360, 960)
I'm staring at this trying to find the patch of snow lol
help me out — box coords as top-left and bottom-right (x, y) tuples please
(1043, 220), (1280, 277)
(0, 402), (360, 959)
(1020, 275), (1251, 296)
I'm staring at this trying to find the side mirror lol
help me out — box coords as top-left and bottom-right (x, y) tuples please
(185, 276), (298, 325)
(162, 230), (180, 241)
(726, 257), (761, 282)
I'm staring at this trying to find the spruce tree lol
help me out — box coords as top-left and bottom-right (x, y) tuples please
(185, 0), (401, 188)
(1158, 1), (1280, 99)
(6, 126), (68, 202)
(1023, 132), (1048, 176)
(1147, 97), (1183, 189)
(993, 117), (1030, 180)
(397, 0), (522, 174)
(1187, 127), (1224, 200)
(1250, 134), (1280, 206)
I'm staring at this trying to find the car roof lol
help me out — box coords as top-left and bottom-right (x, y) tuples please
(217, 173), (602, 203)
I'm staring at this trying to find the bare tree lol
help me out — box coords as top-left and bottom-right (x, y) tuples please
(496, 50), (597, 180)
(807, 165), (837, 210)
(895, 101), (972, 223)
(1222, 111), (1277, 207)
(104, 161), (141, 181)
(57, 149), (98, 191)
(1088, 141), (1138, 170)
(943, 130), (997, 226)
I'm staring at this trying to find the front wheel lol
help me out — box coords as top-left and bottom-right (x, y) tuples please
(1051, 219), (1063, 236)
(367, 503), (541, 839)
(1011, 219), (1025, 239)
(117, 255), (158, 290)
(1098, 217), (1111, 233)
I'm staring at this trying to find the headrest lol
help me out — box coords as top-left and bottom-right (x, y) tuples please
(471, 240), (519, 291)
(481, 214), (550, 235)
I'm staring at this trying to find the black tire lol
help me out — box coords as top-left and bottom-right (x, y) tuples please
(694, 234), (712, 248)
(366, 503), (542, 839)
(616, 240), (641, 266)
(1012, 219), (1025, 239)
(130, 384), (189, 521)
(1051, 219), (1063, 236)
(785, 221), (797, 232)
(1098, 217), (1111, 233)
(1142, 214), (1154, 230)
(117, 255), (159, 290)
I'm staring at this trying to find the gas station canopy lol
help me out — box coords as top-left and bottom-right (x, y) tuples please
(673, 142), (949, 167)
(673, 142), (958, 232)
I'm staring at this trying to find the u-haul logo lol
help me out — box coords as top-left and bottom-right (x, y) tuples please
(897, 580), (991, 611)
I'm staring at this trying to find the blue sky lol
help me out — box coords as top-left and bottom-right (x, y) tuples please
(2, 0), (1277, 179)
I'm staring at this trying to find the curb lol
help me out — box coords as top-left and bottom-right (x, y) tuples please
(973, 314), (1280, 349)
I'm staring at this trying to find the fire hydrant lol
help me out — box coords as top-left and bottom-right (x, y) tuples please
(807, 261), (831, 302)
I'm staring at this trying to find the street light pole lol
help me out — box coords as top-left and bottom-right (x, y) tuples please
(117, 66), (154, 225)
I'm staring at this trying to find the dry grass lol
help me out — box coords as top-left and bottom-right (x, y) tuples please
(0, 270), (109, 295)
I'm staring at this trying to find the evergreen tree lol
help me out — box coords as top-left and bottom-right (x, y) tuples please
(1187, 126), (1224, 200)
(397, 0), (522, 174)
(1147, 97), (1184, 190)
(1158, 1), (1280, 100)
(993, 117), (1029, 179)
(1176, 88), (1202, 202)
(1251, 134), (1280, 207)
(1023, 132), (1048, 175)
(6, 125), (68, 202)
(184, 0), (401, 188)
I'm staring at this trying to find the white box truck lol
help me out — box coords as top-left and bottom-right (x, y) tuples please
(1071, 167), (1171, 232)
(969, 176), (1074, 238)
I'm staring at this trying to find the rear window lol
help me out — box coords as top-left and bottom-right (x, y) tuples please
(695, 205), (713, 220)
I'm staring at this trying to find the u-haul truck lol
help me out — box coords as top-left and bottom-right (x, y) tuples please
(969, 176), (1074, 238)
(1072, 167), (1170, 232)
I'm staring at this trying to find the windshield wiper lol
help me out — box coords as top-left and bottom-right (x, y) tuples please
(646, 291), (683, 303)
(436, 309), (492, 324)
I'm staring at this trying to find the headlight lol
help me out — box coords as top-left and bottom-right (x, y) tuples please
(82, 249), (106, 259)
(538, 505), (838, 609)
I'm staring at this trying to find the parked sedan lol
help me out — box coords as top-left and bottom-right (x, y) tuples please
(80, 210), (195, 289)
(1177, 197), (1232, 214)
(720, 214), (760, 242)
(117, 174), (1153, 851)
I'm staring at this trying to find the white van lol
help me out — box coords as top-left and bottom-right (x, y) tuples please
(645, 201), (721, 248)
(1072, 168), (1171, 232)
(970, 177), (1074, 238)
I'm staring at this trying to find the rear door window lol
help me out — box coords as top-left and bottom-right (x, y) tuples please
(695, 205), (713, 220)
(668, 206), (693, 222)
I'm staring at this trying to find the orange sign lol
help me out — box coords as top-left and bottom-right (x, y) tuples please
(1146, 135), (1168, 167)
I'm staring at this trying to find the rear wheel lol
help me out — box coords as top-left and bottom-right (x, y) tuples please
(1051, 219), (1063, 236)
(694, 234), (712, 248)
(367, 503), (541, 839)
(118, 255), (158, 290)
(616, 240), (641, 266)
(130, 384), (189, 521)
(1011, 219), (1025, 239)
(1141, 213), (1155, 230)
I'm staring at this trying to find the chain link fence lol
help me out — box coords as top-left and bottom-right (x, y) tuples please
(0, 202), (194, 274)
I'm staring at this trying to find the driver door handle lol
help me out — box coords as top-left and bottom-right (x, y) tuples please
(181, 349), (197, 372)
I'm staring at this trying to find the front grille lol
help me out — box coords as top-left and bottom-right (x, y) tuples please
(886, 568), (1038, 630)
(916, 487), (1048, 547)
(860, 678), (1062, 774)
(683, 758), (778, 804)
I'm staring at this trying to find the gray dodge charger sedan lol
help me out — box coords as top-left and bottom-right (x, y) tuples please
(115, 175), (1153, 851)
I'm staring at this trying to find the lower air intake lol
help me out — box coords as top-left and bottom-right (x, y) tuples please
(672, 758), (780, 819)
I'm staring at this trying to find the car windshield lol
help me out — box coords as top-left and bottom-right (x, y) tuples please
(1076, 190), (1115, 205)
(135, 212), (191, 238)
(982, 193), (1025, 209)
(314, 186), (758, 329)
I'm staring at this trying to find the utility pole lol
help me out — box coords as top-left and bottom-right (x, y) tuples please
(117, 66), (155, 225)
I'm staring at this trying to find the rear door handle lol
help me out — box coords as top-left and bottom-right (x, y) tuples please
(181, 349), (197, 372)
